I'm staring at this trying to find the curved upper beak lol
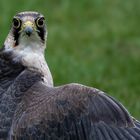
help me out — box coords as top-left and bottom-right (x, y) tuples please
(23, 21), (35, 36)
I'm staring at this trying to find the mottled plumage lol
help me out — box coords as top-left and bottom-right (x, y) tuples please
(0, 11), (140, 140)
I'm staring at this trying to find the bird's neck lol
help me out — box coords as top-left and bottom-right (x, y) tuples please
(4, 42), (54, 87)
(4, 34), (53, 87)
(21, 50), (54, 87)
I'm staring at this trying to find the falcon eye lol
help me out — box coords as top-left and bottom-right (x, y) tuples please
(36, 17), (45, 28)
(13, 18), (21, 29)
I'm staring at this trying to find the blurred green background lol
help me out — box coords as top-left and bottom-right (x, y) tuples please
(0, 0), (140, 119)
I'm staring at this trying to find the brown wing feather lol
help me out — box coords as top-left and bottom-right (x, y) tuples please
(10, 83), (140, 140)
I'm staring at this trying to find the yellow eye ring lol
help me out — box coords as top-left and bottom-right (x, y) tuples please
(36, 17), (45, 28)
(13, 18), (21, 29)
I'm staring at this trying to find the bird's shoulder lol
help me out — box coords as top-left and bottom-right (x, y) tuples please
(0, 49), (24, 90)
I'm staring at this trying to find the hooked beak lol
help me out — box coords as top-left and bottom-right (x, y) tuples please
(23, 21), (35, 36)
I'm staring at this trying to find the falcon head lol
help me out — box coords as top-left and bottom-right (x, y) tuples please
(4, 11), (47, 63)
(3, 11), (53, 86)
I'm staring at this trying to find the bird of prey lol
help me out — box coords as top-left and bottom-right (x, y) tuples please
(0, 11), (140, 140)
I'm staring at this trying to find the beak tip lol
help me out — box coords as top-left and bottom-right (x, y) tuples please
(24, 27), (33, 36)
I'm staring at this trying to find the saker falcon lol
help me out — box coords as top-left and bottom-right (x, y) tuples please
(0, 11), (140, 140)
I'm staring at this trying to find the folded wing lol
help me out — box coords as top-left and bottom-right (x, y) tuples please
(11, 83), (140, 140)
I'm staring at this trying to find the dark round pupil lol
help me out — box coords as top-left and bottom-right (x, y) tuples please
(38, 19), (44, 26)
(13, 19), (19, 27)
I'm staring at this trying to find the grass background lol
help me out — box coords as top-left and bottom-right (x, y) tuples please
(0, 0), (140, 119)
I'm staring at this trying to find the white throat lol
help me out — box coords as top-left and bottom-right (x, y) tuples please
(5, 35), (53, 87)
(22, 49), (53, 87)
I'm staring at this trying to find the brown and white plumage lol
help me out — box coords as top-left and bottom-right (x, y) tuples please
(0, 11), (140, 140)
